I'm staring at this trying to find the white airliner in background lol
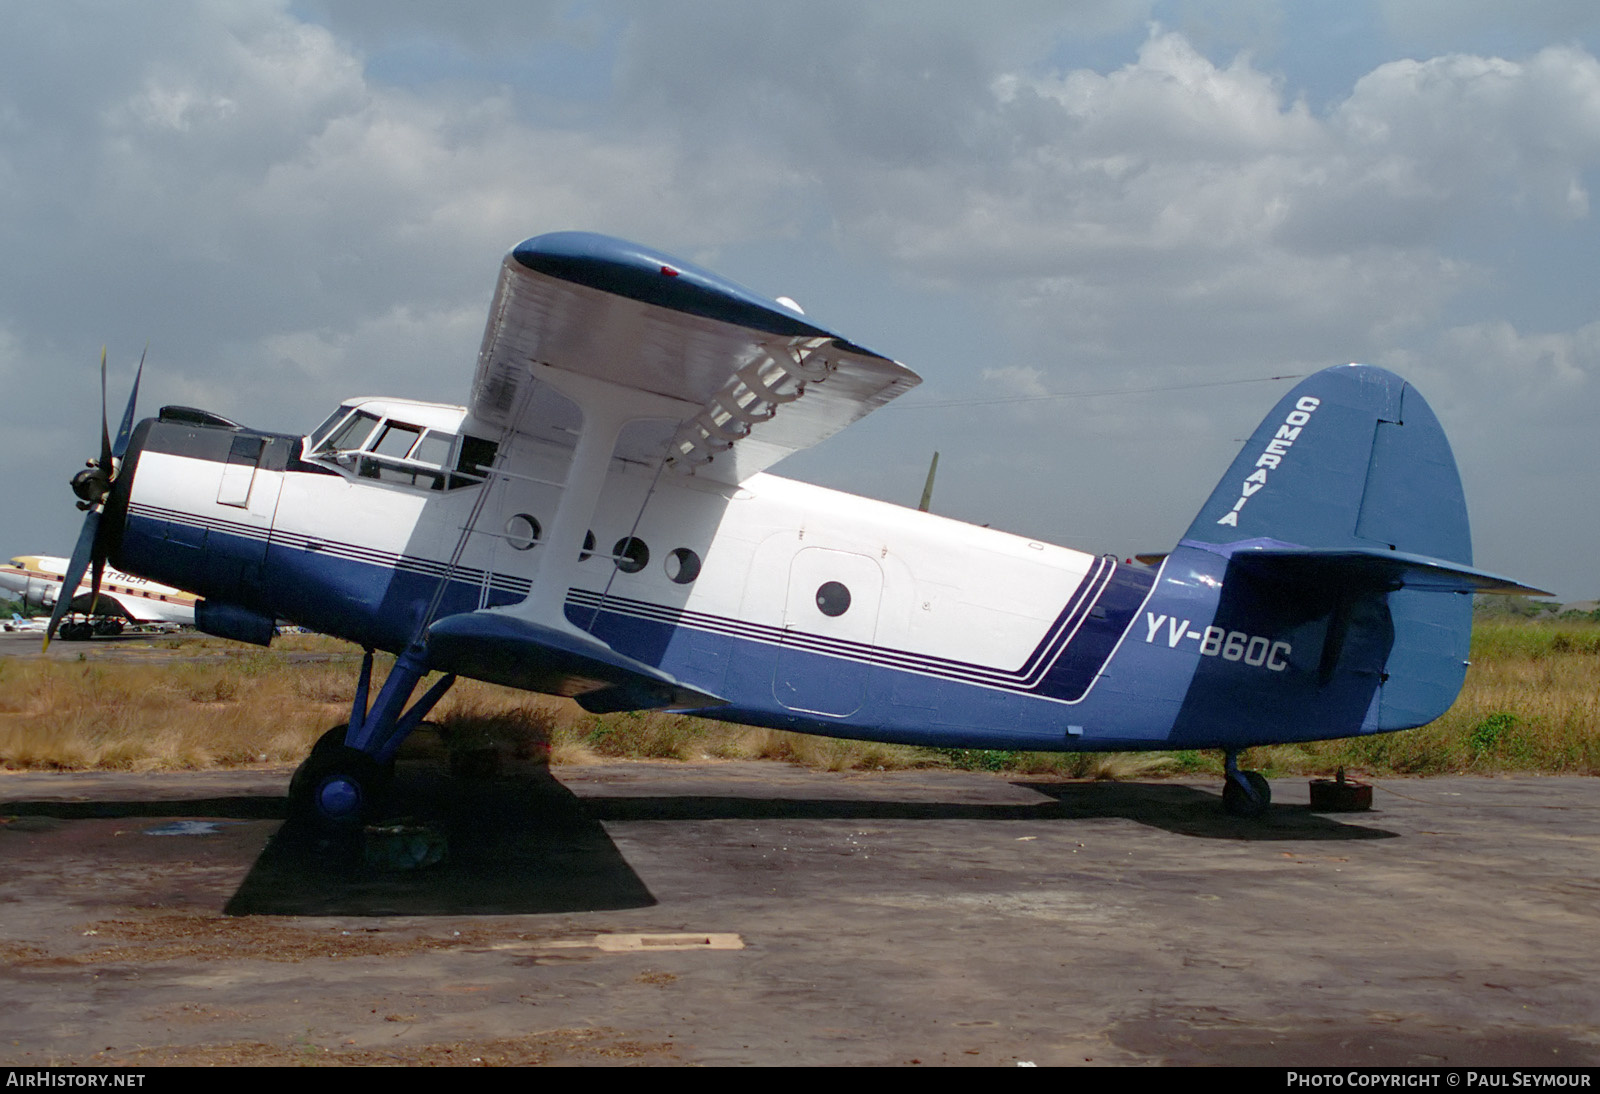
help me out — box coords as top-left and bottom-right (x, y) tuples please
(0, 554), (195, 637)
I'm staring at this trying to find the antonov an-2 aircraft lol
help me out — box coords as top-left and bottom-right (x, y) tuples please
(52, 231), (1543, 832)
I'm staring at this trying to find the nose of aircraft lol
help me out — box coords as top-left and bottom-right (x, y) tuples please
(44, 347), (145, 647)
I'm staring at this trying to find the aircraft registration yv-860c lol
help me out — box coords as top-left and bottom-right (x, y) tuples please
(51, 231), (1544, 832)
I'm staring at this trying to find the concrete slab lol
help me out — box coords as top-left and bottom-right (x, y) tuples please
(0, 762), (1596, 1066)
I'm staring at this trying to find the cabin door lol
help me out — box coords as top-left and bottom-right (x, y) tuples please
(773, 547), (883, 717)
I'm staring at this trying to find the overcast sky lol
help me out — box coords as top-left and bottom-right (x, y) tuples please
(3, 1), (1597, 598)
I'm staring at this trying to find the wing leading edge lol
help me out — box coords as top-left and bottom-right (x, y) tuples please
(469, 231), (921, 485)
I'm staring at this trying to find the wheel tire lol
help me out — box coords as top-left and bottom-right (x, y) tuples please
(289, 725), (348, 801)
(289, 726), (392, 835)
(1222, 770), (1271, 818)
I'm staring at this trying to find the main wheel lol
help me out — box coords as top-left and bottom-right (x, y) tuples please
(289, 727), (391, 835)
(1222, 770), (1271, 818)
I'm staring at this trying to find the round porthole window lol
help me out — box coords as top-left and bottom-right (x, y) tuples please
(580, 530), (596, 561)
(504, 513), (541, 551)
(613, 536), (649, 574)
(665, 547), (702, 584)
(815, 580), (851, 617)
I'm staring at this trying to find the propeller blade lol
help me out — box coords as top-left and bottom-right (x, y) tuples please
(111, 345), (145, 460)
(44, 509), (100, 649)
(98, 346), (112, 471)
(88, 554), (105, 618)
(49, 345), (147, 649)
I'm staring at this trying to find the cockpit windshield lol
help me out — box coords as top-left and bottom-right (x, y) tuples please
(315, 410), (380, 455)
(305, 402), (495, 492)
(307, 406), (353, 450)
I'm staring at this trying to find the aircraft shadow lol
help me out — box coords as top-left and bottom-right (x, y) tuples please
(1013, 780), (1399, 841)
(3, 770), (657, 917)
(575, 779), (1398, 841)
(3, 770), (1391, 920)
(2, 795), (286, 821)
(223, 766), (657, 917)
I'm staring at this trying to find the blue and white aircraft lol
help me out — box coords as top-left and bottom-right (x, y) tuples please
(52, 232), (1543, 830)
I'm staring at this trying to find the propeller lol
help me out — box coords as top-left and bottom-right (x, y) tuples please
(46, 347), (144, 648)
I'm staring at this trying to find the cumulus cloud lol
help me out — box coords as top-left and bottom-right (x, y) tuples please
(790, 31), (1600, 388)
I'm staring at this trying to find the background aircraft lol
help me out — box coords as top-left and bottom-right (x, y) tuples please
(50, 232), (1542, 833)
(1, 553), (195, 638)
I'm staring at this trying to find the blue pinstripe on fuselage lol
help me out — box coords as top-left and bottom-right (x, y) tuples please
(117, 500), (1178, 750)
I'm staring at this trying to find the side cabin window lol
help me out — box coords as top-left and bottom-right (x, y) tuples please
(306, 405), (497, 492)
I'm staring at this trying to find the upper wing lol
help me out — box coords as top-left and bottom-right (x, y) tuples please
(468, 232), (921, 484)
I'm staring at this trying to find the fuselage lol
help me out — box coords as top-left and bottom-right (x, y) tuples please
(102, 394), (1401, 753)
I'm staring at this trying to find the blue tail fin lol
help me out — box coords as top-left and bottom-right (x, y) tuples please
(1186, 364), (1469, 559)
(1174, 364), (1525, 735)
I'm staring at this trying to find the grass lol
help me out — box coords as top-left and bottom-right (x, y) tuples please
(1, 618), (1597, 777)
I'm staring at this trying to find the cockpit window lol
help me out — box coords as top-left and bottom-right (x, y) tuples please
(412, 430), (453, 468)
(308, 406), (492, 493)
(371, 422), (422, 459)
(456, 435), (497, 477)
(316, 410), (380, 454)
(308, 407), (353, 449)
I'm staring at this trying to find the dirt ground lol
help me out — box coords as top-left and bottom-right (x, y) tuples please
(1, 760), (1597, 1066)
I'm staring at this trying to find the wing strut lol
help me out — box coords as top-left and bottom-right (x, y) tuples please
(580, 448), (671, 635)
(420, 363), (725, 711)
(507, 365), (698, 633)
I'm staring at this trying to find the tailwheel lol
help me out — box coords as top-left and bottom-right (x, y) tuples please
(289, 726), (392, 835)
(1222, 768), (1271, 818)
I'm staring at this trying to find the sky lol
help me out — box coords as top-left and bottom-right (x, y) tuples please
(2, 1), (1597, 599)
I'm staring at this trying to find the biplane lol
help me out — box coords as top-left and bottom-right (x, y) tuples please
(50, 231), (1543, 831)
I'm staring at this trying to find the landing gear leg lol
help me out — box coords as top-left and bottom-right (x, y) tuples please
(288, 646), (455, 835)
(1222, 750), (1271, 818)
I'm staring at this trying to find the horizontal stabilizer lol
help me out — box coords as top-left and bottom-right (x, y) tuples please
(1187, 538), (1551, 596)
(426, 611), (726, 713)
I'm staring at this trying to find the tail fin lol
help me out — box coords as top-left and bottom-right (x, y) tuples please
(1176, 365), (1539, 735)
(1187, 364), (1468, 558)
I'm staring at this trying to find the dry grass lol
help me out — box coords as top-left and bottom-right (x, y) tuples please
(1, 618), (1596, 777)
(0, 656), (343, 770)
(1276, 619), (1600, 777)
